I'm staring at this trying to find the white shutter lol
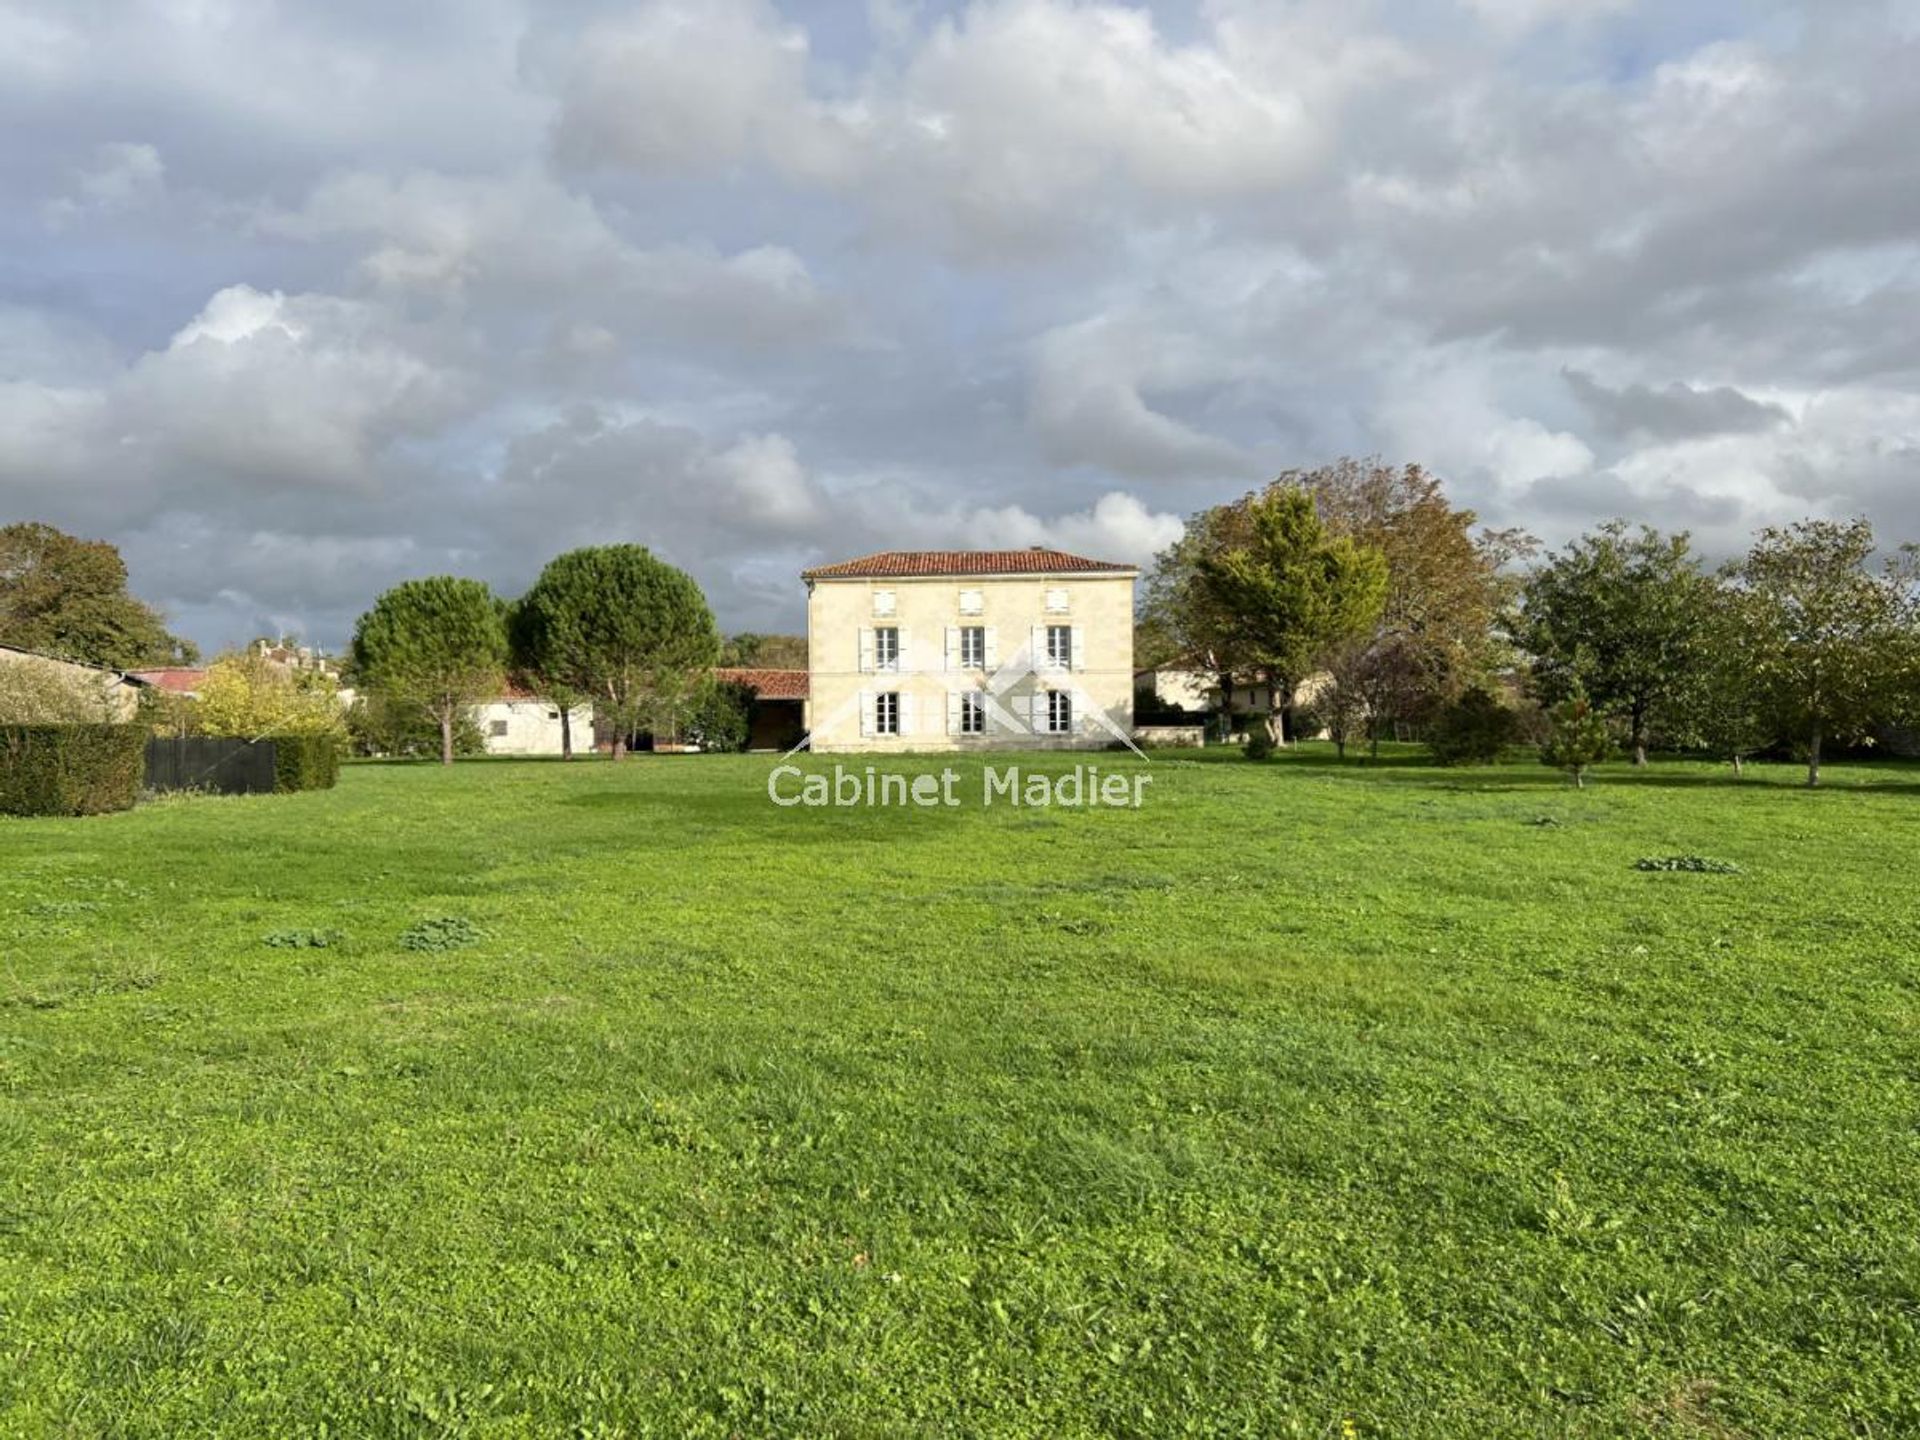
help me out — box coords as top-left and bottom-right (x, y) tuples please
(1070, 626), (1085, 671)
(947, 690), (963, 735)
(899, 692), (917, 736)
(1029, 691), (1047, 733)
(945, 627), (960, 671)
(1030, 625), (1049, 670)
(897, 625), (914, 673)
(859, 690), (876, 737)
(858, 628), (875, 673)
(983, 627), (999, 670)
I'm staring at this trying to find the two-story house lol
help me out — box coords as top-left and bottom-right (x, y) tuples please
(802, 548), (1137, 753)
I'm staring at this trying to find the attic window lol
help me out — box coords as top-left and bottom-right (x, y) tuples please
(873, 589), (898, 616)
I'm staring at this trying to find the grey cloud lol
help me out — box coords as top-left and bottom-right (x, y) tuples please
(5, 0), (1920, 653)
(1563, 369), (1791, 442)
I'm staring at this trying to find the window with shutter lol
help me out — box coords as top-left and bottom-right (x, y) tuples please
(959, 690), (986, 735)
(874, 691), (900, 735)
(873, 589), (897, 616)
(874, 626), (900, 671)
(1045, 624), (1072, 669)
(960, 626), (986, 669)
(958, 588), (984, 615)
(1044, 587), (1070, 614)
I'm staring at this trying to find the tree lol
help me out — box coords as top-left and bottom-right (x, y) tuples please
(507, 598), (587, 760)
(1145, 461), (1518, 743)
(1540, 684), (1612, 788)
(351, 577), (507, 765)
(1300, 460), (1525, 713)
(1521, 522), (1713, 766)
(0, 522), (196, 667)
(1142, 499), (1263, 740)
(1680, 582), (1775, 778)
(1724, 519), (1918, 788)
(1193, 485), (1388, 743)
(1321, 629), (1433, 758)
(518, 546), (719, 760)
(192, 652), (346, 741)
(719, 633), (807, 669)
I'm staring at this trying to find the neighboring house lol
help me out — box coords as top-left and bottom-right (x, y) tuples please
(129, 667), (209, 698)
(713, 667), (809, 752)
(802, 547), (1137, 753)
(1135, 664), (1332, 739)
(472, 689), (594, 756)
(0, 643), (147, 721)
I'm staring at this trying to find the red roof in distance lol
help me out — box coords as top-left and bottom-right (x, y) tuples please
(129, 668), (209, 695)
(714, 667), (809, 699)
(802, 547), (1135, 580)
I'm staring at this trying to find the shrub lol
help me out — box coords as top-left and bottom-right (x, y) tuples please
(1244, 730), (1275, 761)
(1634, 855), (1743, 874)
(1428, 687), (1519, 766)
(686, 678), (753, 754)
(0, 724), (147, 816)
(398, 915), (487, 952)
(273, 735), (341, 793)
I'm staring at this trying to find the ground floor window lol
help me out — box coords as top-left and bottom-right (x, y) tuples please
(876, 691), (900, 735)
(489, 719), (509, 737)
(960, 689), (986, 735)
(1044, 690), (1072, 734)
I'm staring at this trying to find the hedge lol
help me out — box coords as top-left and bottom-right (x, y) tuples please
(0, 724), (147, 817)
(273, 735), (341, 793)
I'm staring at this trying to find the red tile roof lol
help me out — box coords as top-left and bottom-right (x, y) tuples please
(802, 547), (1136, 580)
(129, 667), (209, 695)
(714, 667), (809, 700)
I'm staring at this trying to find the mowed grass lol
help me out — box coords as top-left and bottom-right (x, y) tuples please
(3, 749), (1919, 1437)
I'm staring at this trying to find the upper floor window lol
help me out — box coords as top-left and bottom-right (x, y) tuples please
(958, 588), (984, 615)
(1044, 587), (1070, 614)
(874, 626), (900, 671)
(872, 589), (898, 617)
(1045, 624), (1073, 669)
(960, 625), (986, 669)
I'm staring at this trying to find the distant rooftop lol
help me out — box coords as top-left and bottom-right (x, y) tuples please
(802, 547), (1136, 580)
(714, 667), (809, 700)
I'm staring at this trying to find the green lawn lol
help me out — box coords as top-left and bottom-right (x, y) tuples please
(4, 749), (1919, 1436)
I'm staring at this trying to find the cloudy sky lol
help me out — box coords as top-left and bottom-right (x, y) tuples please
(4, 0), (1919, 651)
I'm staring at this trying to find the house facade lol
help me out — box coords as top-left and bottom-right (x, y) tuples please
(0, 644), (146, 721)
(473, 691), (594, 756)
(802, 548), (1137, 753)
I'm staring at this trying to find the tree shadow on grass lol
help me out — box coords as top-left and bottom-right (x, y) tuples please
(1259, 746), (1920, 795)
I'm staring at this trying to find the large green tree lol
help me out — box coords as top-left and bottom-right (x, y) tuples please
(1724, 519), (1918, 788)
(351, 577), (508, 765)
(1145, 460), (1516, 742)
(0, 522), (196, 667)
(1195, 485), (1388, 743)
(518, 546), (719, 760)
(1521, 522), (1713, 765)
